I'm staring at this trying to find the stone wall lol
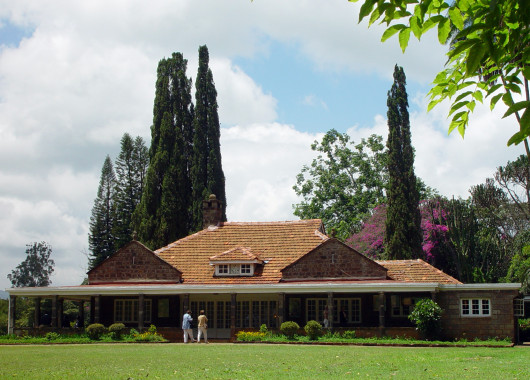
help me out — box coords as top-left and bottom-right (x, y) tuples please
(282, 239), (387, 280)
(88, 241), (181, 284)
(437, 289), (518, 341)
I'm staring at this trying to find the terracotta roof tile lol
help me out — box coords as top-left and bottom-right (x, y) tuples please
(209, 246), (263, 262)
(155, 220), (328, 284)
(376, 259), (462, 284)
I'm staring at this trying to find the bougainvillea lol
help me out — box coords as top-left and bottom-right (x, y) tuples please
(346, 200), (451, 264)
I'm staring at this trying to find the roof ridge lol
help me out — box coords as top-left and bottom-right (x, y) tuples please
(222, 219), (322, 226)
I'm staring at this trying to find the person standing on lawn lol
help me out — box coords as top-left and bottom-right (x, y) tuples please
(182, 309), (196, 343)
(197, 309), (208, 343)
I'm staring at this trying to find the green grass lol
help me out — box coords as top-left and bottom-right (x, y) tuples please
(0, 343), (528, 379)
(236, 331), (513, 346)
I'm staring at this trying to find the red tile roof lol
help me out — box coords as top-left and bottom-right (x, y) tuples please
(376, 259), (462, 284)
(155, 220), (328, 284)
(154, 219), (461, 285)
(209, 246), (263, 263)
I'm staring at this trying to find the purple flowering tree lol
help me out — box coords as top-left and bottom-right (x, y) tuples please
(346, 200), (453, 272)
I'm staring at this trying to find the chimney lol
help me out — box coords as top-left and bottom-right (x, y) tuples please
(203, 194), (223, 229)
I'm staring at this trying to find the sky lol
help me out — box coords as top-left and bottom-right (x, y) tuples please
(0, 0), (526, 295)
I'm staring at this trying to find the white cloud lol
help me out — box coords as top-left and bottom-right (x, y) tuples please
(211, 59), (277, 125)
(222, 123), (322, 221)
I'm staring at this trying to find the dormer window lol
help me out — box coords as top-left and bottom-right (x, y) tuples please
(210, 246), (263, 277)
(241, 264), (251, 274)
(215, 263), (255, 276)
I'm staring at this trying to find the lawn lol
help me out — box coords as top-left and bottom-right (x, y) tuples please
(0, 344), (528, 379)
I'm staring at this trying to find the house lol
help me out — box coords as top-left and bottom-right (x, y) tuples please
(6, 195), (521, 341)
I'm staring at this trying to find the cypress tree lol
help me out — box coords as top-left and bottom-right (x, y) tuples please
(88, 155), (116, 269)
(132, 53), (193, 249)
(190, 45), (226, 231)
(384, 65), (422, 260)
(112, 133), (149, 250)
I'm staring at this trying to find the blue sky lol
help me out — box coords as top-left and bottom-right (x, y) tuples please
(0, 0), (525, 291)
(233, 39), (432, 133)
(0, 20), (32, 47)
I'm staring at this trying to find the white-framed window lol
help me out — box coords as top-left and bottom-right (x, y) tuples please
(514, 299), (524, 317)
(114, 299), (152, 323)
(237, 300), (277, 329)
(241, 264), (251, 274)
(333, 298), (361, 324)
(461, 298), (490, 317)
(306, 298), (361, 324)
(215, 263), (254, 276)
(306, 299), (327, 323)
(391, 296), (421, 317)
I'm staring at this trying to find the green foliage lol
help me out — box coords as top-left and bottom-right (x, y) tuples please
(108, 323), (126, 340)
(132, 325), (165, 342)
(280, 321), (300, 339)
(45, 332), (60, 341)
(8, 242), (54, 287)
(236, 331), (267, 342)
(259, 324), (268, 334)
(88, 156), (116, 269)
(190, 45), (227, 232)
(408, 299), (443, 340)
(342, 330), (356, 339)
(293, 129), (387, 240)
(0, 299), (7, 335)
(350, 0), (530, 147)
(304, 320), (322, 340)
(86, 323), (107, 340)
(519, 318), (530, 332)
(385, 65), (422, 260)
(112, 133), (149, 251)
(506, 245), (530, 293)
(133, 52), (194, 249)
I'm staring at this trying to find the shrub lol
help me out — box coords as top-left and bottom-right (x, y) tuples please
(129, 328), (139, 337)
(280, 321), (300, 339)
(45, 332), (60, 341)
(259, 324), (269, 334)
(304, 320), (322, 340)
(236, 331), (266, 342)
(408, 298), (443, 340)
(519, 318), (530, 331)
(108, 323), (126, 340)
(342, 330), (356, 339)
(148, 324), (157, 334)
(86, 323), (107, 340)
(0, 315), (7, 335)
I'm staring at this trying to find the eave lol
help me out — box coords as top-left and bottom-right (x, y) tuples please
(5, 282), (521, 298)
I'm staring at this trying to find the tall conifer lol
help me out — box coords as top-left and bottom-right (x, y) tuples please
(88, 155), (116, 269)
(384, 65), (422, 259)
(112, 133), (149, 250)
(190, 45), (226, 231)
(132, 53), (193, 248)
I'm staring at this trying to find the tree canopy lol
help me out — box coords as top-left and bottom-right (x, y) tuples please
(88, 155), (116, 269)
(7, 242), (54, 287)
(190, 45), (227, 231)
(350, 0), (530, 154)
(293, 129), (387, 240)
(385, 65), (423, 259)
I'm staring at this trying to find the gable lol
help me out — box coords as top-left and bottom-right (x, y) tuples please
(209, 246), (263, 263)
(155, 219), (327, 284)
(88, 241), (181, 284)
(281, 239), (387, 281)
